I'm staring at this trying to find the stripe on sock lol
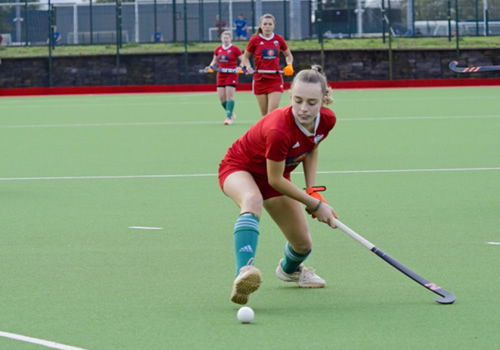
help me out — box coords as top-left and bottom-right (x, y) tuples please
(282, 242), (310, 274)
(285, 242), (309, 262)
(234, 216), (259, 233)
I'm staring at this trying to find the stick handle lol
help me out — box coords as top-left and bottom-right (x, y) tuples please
(255, 69), (284, 74)
(199, 67), (285, 74)
(333, 219), (375, 250)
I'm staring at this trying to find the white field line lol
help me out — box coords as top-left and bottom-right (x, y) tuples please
(0, 167), (498, 182)
(1, 114), (499, 129)
(0, 121), (235, 128)
(486, 242), (500, 245)
(129, 226), (163, 230)
(0, 331), (87, 350)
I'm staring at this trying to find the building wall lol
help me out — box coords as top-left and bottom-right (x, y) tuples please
(1, 48), (499, 88)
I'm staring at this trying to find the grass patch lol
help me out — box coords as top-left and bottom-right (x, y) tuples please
(1, 36), (499, 58)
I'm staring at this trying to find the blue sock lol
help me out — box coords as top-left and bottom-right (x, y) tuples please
(233, 213), (259, 275)
(281, 242), (310, 274)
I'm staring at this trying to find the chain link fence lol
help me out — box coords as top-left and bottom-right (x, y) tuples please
(0, 0), (499, 47)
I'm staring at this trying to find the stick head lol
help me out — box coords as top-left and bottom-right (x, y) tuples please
(435, 289), (456, 304)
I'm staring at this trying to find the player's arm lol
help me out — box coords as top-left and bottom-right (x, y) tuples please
(209, 54), (218, 68)
(302, 148), (339, 224)
(302, 145), (319, 188)
(204, 54), (218, 73)
(282, 48), (293, 75)
(283, 48), (293, 66)
(266, 158), (337, 227)
(240, 50), (254, 73)
(267, 158), (317, 208)
(237, 54), (245, 73)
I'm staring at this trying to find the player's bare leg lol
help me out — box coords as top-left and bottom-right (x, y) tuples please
(265, 196), (326, 288)
(255, 94), (269, 116)
(266, 91), (283, 114)
(223, 171), (263, 303)
(224, 86), (237, 125)
(217, 87), (228, 123)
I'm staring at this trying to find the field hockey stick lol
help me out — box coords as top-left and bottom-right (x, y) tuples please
(333, 218), (456, 304)
(198, 67), (283, 74)
(449, 60), (500, 73)
(255, 69), (284, 74)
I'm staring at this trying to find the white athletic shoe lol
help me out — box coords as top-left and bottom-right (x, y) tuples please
(231, 262), (262, 305)
(276, 259), (325, 288)
(224, 113), (236, 125)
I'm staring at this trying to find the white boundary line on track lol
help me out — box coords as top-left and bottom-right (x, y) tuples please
(0, 167), (498, 181)
(1, 115), (499, 129)
(0, 331), (87, 350)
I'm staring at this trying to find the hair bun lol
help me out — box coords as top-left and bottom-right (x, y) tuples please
(311, 65), (323, 74)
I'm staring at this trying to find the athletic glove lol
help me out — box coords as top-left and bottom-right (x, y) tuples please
(204, 66), (214, 73)
(283, 64), (294, 76)
(305, 186), (327, 218)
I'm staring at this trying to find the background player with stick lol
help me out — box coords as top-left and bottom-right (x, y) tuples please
(205, 31), (244, 125)
(240, 13), (294, 117)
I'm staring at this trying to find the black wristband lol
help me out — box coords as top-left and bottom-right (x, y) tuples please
(311, 199), (323, 212)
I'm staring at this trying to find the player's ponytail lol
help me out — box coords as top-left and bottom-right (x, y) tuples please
(291, 65), (334, 105)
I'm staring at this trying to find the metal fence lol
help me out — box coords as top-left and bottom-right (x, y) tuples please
(0, 0), (499, 47)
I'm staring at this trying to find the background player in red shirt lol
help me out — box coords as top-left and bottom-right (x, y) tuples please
(218, 65), (338, 305)
(240, 13), (294, 117)
(206, 31), (244, 125)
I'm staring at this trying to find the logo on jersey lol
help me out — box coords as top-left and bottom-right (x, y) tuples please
(286, 151), (311, 167)
(273, 40), (279, 46)
(262, 48), (278, 60)
(218, 54), (229, 62)
(314, 134), (325, 144)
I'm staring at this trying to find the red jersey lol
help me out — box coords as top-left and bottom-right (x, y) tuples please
(215, 44), (243, 69)
(245, 33), (288, 81)
(223, 106), (336, 177)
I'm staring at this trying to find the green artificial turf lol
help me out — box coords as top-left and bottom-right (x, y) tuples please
(0, 87), (499, 349)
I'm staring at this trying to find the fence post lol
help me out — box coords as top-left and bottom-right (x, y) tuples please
(484, 0), (489, 36)
(283, 0), (287, 39)
(475, 0), (479, 36)
(317, 0), (324, 68)
(217, 0), (221, 39)
(154, 0), (157, 42)
(447, 0), (452, 41)
(251, 0), (255, 34)
(183, 0), (188, 83)
(381, 0), (385, 43)
(455, 0), (459, 62)
(407, 0), (414, 36)
(347, 0), (352, 38)
(24, 0), (29, 45)
(48, 1), (53, 87)
(115, 0), (121, 85)
(388, 0), (392, 80)
(173, 0), (177, 42)
(90, 0), (93, 44)
(199, 0), (203, 41)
